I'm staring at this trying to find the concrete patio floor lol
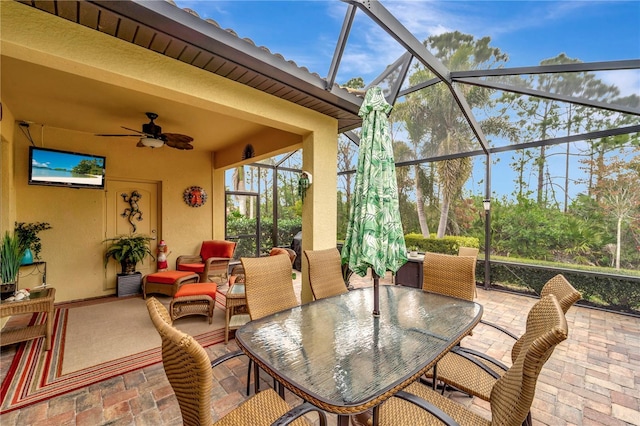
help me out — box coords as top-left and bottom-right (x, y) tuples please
(0, 271), (638, 425)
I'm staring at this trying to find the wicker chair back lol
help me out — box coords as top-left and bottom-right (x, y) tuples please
(304, 248), (349, 300)
(146, 298), (213, 426)
(490, 294), (568, 425)
(457, 246), (479, 258)
(241, 254), (298, 320)
(422, 252), (476, 301)
(511, 274), (580, 362)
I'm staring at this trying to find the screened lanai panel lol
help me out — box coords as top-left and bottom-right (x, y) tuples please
(467, 69), (640, 114)
(390, 82), (483, 160)
(338, 4), (409, 89)
(277, 150), (302, 170)
(467, 91), (640, 151)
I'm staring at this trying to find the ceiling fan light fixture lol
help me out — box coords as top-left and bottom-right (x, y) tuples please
(140, 137), (164, 148)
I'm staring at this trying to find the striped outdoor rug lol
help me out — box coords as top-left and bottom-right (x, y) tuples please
(0, 292), (227, 414)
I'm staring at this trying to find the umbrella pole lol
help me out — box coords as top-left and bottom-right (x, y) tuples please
(373, 271), (380, 316)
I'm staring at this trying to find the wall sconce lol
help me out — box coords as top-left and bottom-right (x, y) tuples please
(298, 171), (312, 202)
(483, 199), (491, 212)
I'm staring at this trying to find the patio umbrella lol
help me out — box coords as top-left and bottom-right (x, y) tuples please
(341, 86), (407, 316)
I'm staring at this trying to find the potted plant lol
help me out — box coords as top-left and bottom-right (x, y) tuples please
(103, 234), (155, 274)
(1, 231), (25, 299)
(15, 221), (52, 264)
(409, 246), (419, 257)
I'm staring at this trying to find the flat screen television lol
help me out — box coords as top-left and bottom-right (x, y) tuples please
(28, 146), (106, 190)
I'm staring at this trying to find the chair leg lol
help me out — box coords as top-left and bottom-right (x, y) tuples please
(247, 358), (279, 397)
(432, 363), (438, 390)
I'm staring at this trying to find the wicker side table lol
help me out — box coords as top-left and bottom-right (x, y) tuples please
(225, 282), (249, 344)
(0, 287), (55, 351)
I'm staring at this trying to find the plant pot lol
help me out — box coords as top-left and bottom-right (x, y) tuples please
(1, 283), (16, 300)
(120, 260), (137, 275)
(21, 248), (33, 265)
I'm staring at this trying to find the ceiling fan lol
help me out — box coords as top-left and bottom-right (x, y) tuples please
(96, 112), (194, 150)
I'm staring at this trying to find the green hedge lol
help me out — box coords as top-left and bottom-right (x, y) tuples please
(404, 233), (479, 255)
(227, 216), (301, 258)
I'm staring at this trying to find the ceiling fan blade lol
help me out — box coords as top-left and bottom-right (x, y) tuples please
(163, 133), (193, 143)
(121, 126), (151, 136)
(95, 133), (141, 137)
(163, 133), (194, 150)
(165, 140), (194, 150)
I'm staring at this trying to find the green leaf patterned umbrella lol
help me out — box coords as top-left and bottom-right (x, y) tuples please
(341, 86), (407, 316)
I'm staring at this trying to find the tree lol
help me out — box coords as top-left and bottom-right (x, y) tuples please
(391, 92), (432, 236)
(418, 32), (513, 237)
(591, 152), (640, 269)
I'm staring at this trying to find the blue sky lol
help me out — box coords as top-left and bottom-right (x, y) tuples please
(174, 1), (640, 95)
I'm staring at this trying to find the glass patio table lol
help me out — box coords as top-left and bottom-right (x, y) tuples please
(235, 285), (482, 425)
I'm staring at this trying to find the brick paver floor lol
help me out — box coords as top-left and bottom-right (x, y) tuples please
(1, 271), (638, 425)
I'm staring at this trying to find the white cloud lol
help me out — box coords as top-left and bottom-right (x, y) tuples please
(599, 70), (640, 99)
(32, 159), (50, 168)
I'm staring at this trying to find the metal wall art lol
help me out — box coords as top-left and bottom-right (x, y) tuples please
(184, 186), (207, 207)
(121, 190), (143, 233)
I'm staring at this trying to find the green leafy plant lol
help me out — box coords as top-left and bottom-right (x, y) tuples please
(1, 231), (24, 285)
(103, 234), (155, 274)
(15, 222), (52, 260)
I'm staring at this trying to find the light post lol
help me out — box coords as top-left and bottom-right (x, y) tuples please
(483, 198), (491, 290)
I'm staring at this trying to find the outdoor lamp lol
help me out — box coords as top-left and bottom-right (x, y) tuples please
(298, 171), (312, 202)
(140, 137), (164, 148)
(483, 199), (491, 211)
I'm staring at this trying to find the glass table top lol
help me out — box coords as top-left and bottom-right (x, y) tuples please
(236, 285), (482, 413)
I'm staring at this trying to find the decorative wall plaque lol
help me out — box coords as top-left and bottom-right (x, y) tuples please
(183, 186), (207, 207)
(242, 144), (255, 160)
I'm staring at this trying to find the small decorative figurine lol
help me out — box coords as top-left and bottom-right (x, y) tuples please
(156, 240), (170, 271)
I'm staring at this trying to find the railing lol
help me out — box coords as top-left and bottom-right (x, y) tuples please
(477, 259), (640, 317)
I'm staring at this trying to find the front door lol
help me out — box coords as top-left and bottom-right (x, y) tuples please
(104, 179), (160, 291)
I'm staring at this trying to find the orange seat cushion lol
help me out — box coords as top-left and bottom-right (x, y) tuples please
(270, 247), (289, 257)
(146, 271), (198, 284)
(200, 240), (236, 260)
(174, 283), (218, 300)
(177, 263), (205, 273)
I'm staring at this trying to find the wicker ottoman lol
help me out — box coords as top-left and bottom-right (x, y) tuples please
(169, 283), (217, 323)
(143, 271), (199, 299)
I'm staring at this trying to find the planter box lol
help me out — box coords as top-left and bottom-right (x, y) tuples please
(117, 272), (142, 297)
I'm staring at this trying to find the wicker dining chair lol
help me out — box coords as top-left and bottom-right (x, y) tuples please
(422, 252), (476, 302)
(242, 254), (298, 320)
(304, 248), (349, 300)
(457, 246), (479, 258)
(145, 297), (326, 426)
(379, 293), (568, 426)
(429, 274), (580, 402)
(241, 254), (300, 395)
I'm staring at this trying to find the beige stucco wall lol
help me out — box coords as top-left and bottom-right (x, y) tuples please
(1, 107), (17, 234)
(11, 124), (218, 302)
(1, 2), (338, 303)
